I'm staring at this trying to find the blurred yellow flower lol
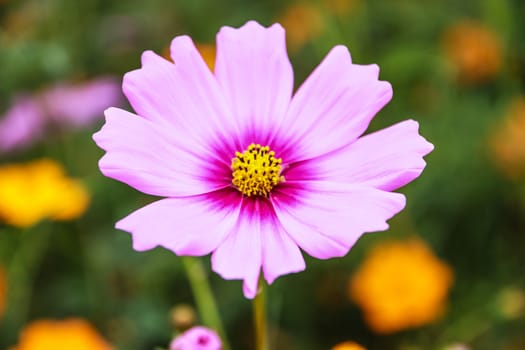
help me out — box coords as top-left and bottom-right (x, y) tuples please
(12, 318), (113, 350)
(332, 341), (366, 350)
(349, 239), (453, 334)
(491, 98), (525, 179)
(442, 20), (502, 84)
(0, 159), (90, 227)
(496, 286), (525, 320)
(277, 2), (324, 52)
(0, 265), (6, 321)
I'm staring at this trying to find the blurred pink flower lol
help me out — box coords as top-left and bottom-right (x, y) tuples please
(42, 77), (122, 127)
(0, 96), (44, 152)
(0, 77), (122, 153)
(93, 21), (433, 298)
(170, 326), (221, 350)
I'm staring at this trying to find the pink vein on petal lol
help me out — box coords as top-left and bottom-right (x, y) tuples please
(285, 120), (434, 191)
(274, 45), (392, 163)
(122, 48), (238, 162)
(116, 188), (242, 254)
(214, 21), (294, 147)
(93, 107), (231, 197)
(272, 181), (406, 259)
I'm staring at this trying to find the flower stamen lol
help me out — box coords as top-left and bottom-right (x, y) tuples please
(231, 143), (284, 197)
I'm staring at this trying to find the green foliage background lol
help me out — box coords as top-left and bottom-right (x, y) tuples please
(1, 0), (524, 349)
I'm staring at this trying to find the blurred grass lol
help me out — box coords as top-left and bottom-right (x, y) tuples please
(1, 0), (525, 349)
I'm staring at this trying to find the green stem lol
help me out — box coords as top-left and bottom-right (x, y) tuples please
(1, 226), (50, 341)
(253, 279), (269, 350)
(181, 257), (231, 350)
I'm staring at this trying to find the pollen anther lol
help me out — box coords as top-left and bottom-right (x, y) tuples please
(231, 143), (284, 197)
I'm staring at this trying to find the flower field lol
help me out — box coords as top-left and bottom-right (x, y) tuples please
(0, 0), (524, 349)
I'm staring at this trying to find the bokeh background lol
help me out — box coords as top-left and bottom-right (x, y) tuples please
(1, 0), (525, 349)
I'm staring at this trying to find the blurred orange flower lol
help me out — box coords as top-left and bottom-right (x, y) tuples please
(491, 98), (525, 179)
(442, 20), (502, 84)
(196, 43), (216, 72)
(12, 318), (113, 350)
(0, 159), (90, 228)
(332, 341), (366, 350)
(278, 2), (324, 52)
(0, 265), (6, 321)
(162, 43), (216, 71)
(325, 0), (361, 16)
(349, 238), (453, 334)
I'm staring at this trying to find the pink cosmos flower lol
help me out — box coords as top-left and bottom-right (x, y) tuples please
(0, 77), (121, 153)
(93, 21), (434, 298)
(42, 77), (122, 127)
(170, 326), (221, 350)
(0, 96), (45, 152)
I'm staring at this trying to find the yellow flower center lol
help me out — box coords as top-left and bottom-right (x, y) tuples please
(231, 143), (284, 197)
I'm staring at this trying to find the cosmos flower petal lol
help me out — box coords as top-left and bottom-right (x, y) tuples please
(272, 181), (406, 259)
(215, 21), (293, 144)
(93, 107), (230, 197)
(211, 200), (263, 299)
(116, 190), (242, 254)
(169, 35), (241, 145)
(123, 48), (237, 152)
(286, 120), (434, 191)
(258, 200), (306, 285)
(123, 50), (174, 126)
(277, 45), (392, 162)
